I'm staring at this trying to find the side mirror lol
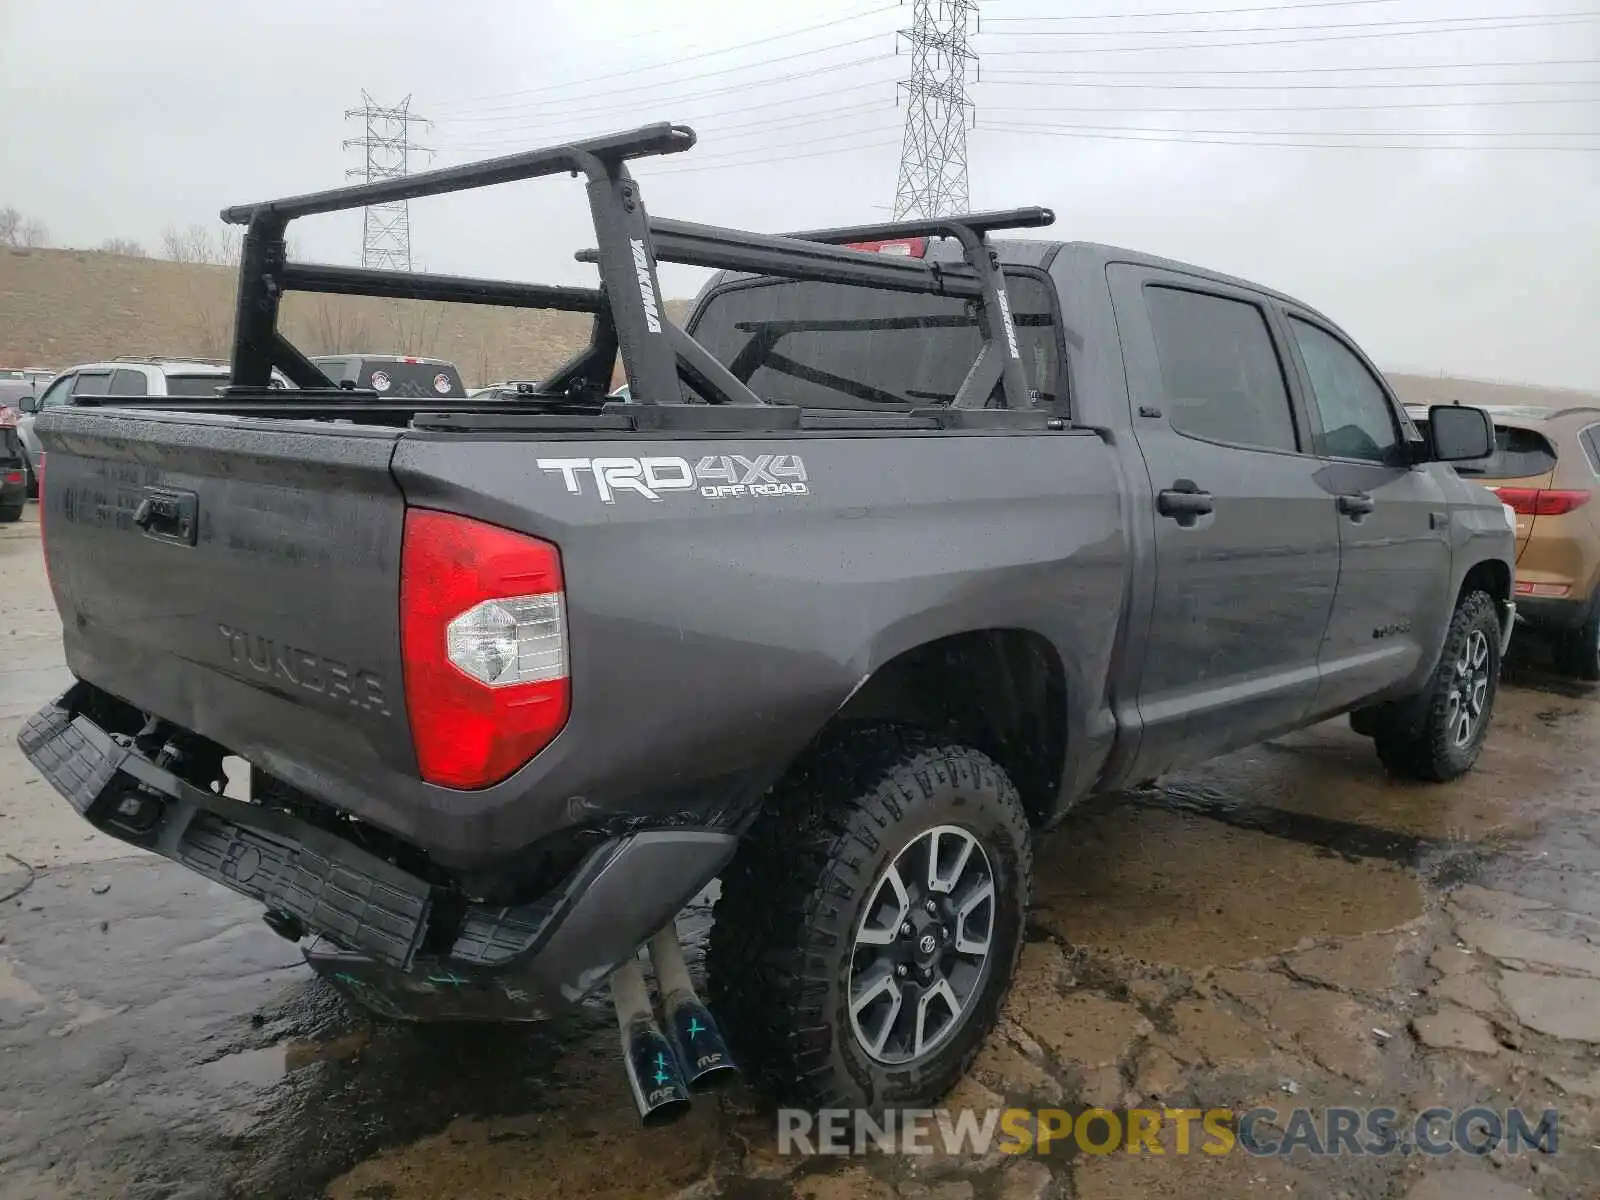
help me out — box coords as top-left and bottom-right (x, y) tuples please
(19, 394), (38, 414)
(1428, 404), (1494, 462)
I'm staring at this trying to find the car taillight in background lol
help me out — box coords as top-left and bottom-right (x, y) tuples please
(3, 471), (21, 485)
(1493, 486), (1592, 516)
(400, 509), (570, 790)
(1515, 581), (1572, 597)
(844, 237), (928, 258)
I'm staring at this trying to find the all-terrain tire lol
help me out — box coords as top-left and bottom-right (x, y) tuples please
(1551, 609), (1600, 683)
(1373, 590), (1502, 782)
(0, 503), (22, 524)
(707, 723), (1032, 1111)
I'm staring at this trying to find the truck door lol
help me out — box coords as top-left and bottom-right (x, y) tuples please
(1279, 312), (1454, 713)
(1108, 264), (1341, 776)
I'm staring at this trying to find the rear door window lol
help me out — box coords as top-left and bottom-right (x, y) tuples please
(1582, 428), (1600, 475)
(1144, 286), (1298, 453)
(110, 369), (149, 396)
(689, 275), (1060, 410)
(1455, 425), (1558, 479)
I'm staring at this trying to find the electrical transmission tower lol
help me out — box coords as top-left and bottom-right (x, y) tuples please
(892, 0), (979, 221)
(343, 92), (431, 270)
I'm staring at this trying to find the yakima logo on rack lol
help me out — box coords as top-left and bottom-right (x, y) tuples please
(537, 454), (809, 504)
(995, 286), (1022, 360)
(630, 238), (663, 333)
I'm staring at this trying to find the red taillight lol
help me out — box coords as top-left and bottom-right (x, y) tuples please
(399, 509), (570, 790)
(1494, 486), (1591, 516)
(3, 471), (20, 484)
(844, 237), (928, 258)
(1515, 581), (1571, 597)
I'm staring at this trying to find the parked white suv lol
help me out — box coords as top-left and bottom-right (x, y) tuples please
(17, 359), (286, 495)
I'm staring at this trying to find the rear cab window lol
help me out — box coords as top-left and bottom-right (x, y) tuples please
(688, 274), (1061, 411)
(164, 375), (228, 398)
(1455, 424), (1558, 480)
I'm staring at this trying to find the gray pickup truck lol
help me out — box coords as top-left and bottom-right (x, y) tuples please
(19, 123), (1513, 1122)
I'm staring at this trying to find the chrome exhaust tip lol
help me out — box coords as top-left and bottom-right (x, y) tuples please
(611, 958), (691, 1126)
(647, 925), (740, 1093)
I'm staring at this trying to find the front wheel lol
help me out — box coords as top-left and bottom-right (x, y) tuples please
(1373, 590), (1502, 782)
(708, 725), (1032, 1110)
(0, 503), (22, 524)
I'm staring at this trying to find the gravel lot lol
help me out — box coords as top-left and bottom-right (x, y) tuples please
(2, 504), (1596, 1200)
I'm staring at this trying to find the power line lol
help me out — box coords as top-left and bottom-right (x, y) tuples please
(984, 0), (1410, 18)
(646, 136), (906, 177)
(978, 120), (1600, 151)
(985, 95), (1600, 112)
(343, 92), (430, 271)
(980, 10), (1599, 37)
(983, 119), (1599, 137)
(429, 3), (897, 111)
(980, 74), (1600, 89)
(894, 0), (980, 220)
(433, 36), (895, 122)
(981, 57), (1600, 76)
(432, 98), (897, 154)
(983, 16), (1600, 55)
(427, 57), (896, 137)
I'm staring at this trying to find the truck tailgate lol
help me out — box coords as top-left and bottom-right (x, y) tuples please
(37, 409), (415, 781)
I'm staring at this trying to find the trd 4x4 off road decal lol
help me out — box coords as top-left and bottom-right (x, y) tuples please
(536, 454), (809, 504)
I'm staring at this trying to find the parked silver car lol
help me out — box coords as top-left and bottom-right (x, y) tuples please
(17, 359), (287, 494)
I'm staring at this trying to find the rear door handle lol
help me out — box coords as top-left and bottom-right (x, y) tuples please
(1337, 493), (1375, 518)
(1157, 482), (1214, 526)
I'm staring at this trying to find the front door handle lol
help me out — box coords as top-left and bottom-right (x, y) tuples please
(1337, 492), (1375, 518)
(1157, 481), (1214, 527)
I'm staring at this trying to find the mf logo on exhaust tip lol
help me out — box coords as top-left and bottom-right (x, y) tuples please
(536, 454), (809, 504)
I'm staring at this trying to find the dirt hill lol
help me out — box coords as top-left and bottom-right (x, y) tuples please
(4, 247), (1594, 406)
(1, 246), (604, 387)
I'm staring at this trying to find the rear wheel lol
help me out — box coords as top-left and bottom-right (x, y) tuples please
(0, 502), (22, 524)
(1373, 590), (1501, 782)
(1552, 609), (1600, 682)
(708, 724), (1032, 1110)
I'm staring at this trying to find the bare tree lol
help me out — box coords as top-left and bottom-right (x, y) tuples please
(385, 299), (446, 358)
(160, 223), (240, 265)
(286, 298), (373, 356)
(19, 218), (49, 248)
(0, 207), (20, 247)
(99, 238), (148, 258)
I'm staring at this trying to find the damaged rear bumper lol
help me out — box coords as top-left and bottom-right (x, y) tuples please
(17, 685), (734, 1016)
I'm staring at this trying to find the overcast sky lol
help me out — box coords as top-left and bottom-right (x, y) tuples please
(2, 0), (1596, 389)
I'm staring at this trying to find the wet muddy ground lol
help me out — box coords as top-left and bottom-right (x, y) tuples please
(3, 507), (1597, 1200)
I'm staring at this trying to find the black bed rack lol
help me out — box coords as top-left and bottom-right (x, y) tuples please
(84, 122), (1057, 430)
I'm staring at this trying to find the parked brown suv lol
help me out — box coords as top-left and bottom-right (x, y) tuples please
(1413, 404), (1600, 679)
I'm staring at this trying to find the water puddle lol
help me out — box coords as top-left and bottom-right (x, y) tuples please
(202, 1029), (370, 1090)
